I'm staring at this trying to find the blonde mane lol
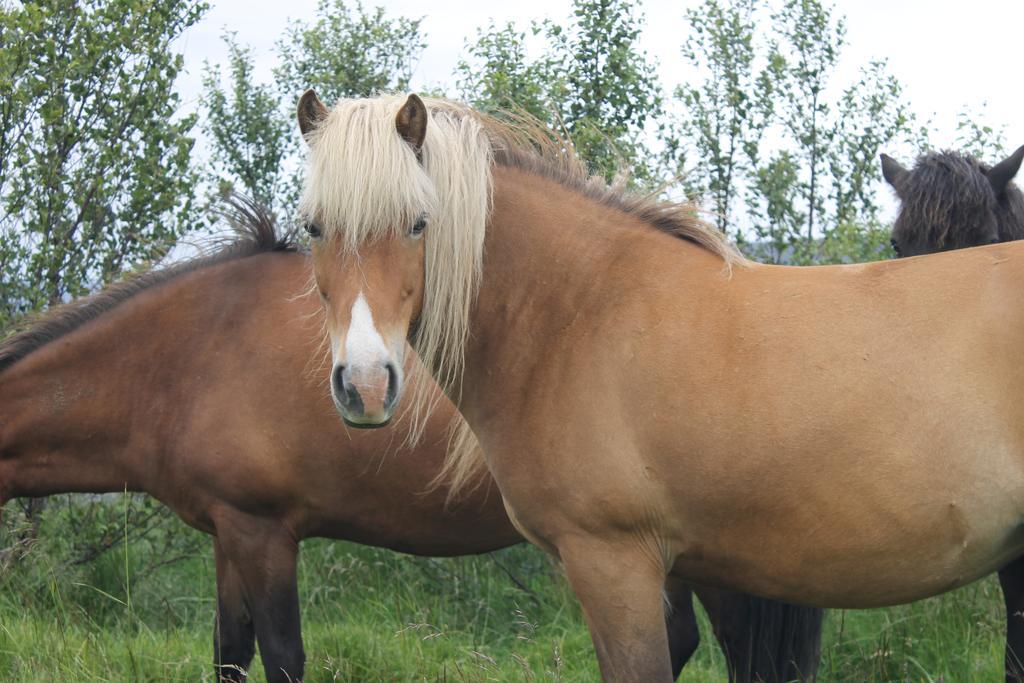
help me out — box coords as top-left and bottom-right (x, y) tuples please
(299, 94), (741, 500)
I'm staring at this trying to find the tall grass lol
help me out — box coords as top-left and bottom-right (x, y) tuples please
(0, 498), (1009, 681)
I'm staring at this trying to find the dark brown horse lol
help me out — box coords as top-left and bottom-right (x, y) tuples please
(0, 200), (822, 682)
(884, 144), (1024, 682)
(883, 145), (1024, 257)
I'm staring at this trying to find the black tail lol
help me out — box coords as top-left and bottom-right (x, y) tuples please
(697, 589), (825, 682)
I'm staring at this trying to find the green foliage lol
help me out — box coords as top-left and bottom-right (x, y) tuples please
(456, 22), (559, 122)
(765, 1), (911, 265)
(829, 60), (910, 228)
(200, 1), (425, 224)
(201, 35), (296, 220)
(672, 0), (781, 234)
(458, 0), (662, 184)
(770, 0), (845, 247)
(274, 0), (425, 106)
(737, 149), (802, 262)
(815, 219), (893, 264)
(0, 0), (206, 328)
(676, 0), (915, 265)
(550, 0), (662, 182)
(952, 105), (1009, 161)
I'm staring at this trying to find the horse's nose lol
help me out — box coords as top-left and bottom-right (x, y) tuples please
(331, 362), (399, 427)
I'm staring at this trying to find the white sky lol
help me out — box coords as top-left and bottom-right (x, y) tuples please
(173, 0), (1024, 223)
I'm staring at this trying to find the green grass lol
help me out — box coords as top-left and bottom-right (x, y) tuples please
(0, 503), (1012, 681)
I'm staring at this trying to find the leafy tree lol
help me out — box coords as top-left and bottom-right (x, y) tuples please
(771, 0), (844, 249)
(0, 0), (205, 328)
(550, 0), (662, 182)
(201, 35), (296, 220)
(201, 1), (424, 224)
(829, 60), (910, 228)
(456, 22), (560, 122)
(676, 0), (915, 265)
(458, 0), (662, 183)
(672, 0), (781, 234)
(743, 150), (802, 262)
(767, 1), (915, 264)
(274, 0), (425, 106)
(952, 106), (1009, 161)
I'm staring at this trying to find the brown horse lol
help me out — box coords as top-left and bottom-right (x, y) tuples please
(884, 145), (1024, 257)
(0, 199), (822, 681)
(297, 90), (1024, 681)
(884, 145), (1024, 682)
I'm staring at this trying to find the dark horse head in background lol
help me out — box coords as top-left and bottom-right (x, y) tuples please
(882, 145), (1024, 257)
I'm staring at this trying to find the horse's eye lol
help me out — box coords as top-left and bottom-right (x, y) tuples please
(890, 238), (901, 256)
(410, 214), (427, 237)
(304, 221), (322, 239)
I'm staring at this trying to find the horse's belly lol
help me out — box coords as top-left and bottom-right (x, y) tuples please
(671, 456), (1024, 608)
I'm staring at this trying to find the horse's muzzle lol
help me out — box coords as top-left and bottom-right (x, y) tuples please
(331, 362), (399, 428)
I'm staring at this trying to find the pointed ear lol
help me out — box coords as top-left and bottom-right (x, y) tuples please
(297, 89), (329, 141)
(987, 144), (1024, 196)
(880, 153), (908, 194)
(395, 94), (428, 156)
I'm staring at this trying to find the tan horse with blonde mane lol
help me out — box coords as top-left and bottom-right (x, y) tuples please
(0, 198), (820, 682)
(294, 90), (1024, 681)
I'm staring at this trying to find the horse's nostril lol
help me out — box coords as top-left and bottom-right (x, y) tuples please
(331, 365), (346, 395)
(385, 362), (399, 408)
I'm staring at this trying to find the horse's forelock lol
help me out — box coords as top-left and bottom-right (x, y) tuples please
(894, 151), (1001, 249)
(300, 96), (439, 253)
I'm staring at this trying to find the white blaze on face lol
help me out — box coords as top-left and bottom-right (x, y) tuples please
(345, 291), (390, 367)
(329, 290), (406, 419)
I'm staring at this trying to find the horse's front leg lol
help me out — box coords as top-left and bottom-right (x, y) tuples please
(215, 513), (304, 683)
(213, 538), (256, 682)
(999, 556), (1024, 682)
(560, 537), (673, 682)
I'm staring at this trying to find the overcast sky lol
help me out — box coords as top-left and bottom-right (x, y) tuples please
(173, 0), (1024, 221)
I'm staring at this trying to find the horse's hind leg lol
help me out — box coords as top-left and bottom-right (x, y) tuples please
(215, 513), (304, 683)
(998, 556), (1024, 682)
(663, 576), (700, 679)
(214, 538), (256, 682)
(695, 586), (823, 683)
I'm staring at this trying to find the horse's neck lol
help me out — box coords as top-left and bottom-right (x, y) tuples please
(459, 165), (709, 424)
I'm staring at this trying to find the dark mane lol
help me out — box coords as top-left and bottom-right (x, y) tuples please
(468, 108), (743, 264)
(891, 149), (1024, 252)
(0, 194), (299, 375)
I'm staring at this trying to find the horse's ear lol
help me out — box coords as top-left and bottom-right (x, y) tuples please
(880, 154), (908, 195)
(987, 145), (1024, 196)
(395, 94), (428, 156)
(297, 89), (329, 142)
